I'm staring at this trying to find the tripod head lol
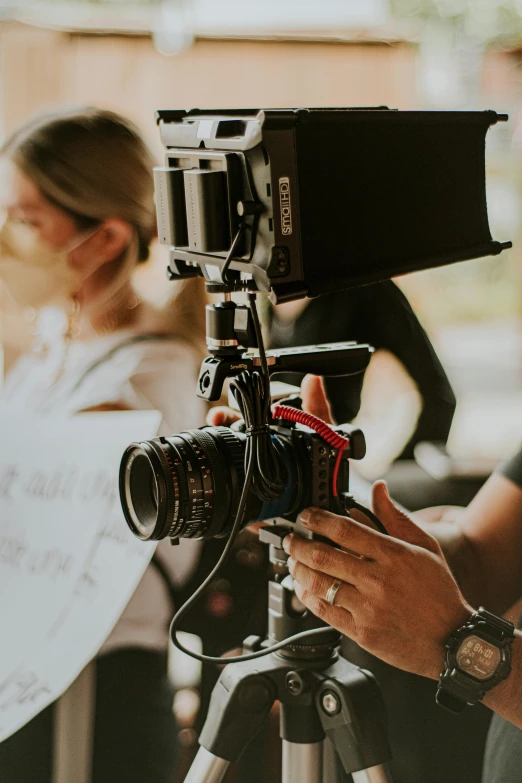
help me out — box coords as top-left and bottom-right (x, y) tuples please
(253, 524), (341, 659)
(198, 286), (373, 401)
(254, 491), (384, 660)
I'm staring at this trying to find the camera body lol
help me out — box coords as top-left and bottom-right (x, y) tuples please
(119, 417), (366, 543)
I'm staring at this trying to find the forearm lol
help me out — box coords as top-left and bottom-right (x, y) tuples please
(400, 397), (455, 459)
(484, 632), (522, 729)
(422, 520), (508, 613)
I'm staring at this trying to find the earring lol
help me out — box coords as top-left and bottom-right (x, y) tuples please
(63, 296), (81, 346)
(47, 297), (81, 385)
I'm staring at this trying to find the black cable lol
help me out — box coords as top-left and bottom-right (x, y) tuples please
(248, 292), (271, 419)
(168, 409), (336, 665)
(169, 446), (256, 663)
(229, 295), (287, 502)
(230, 372), (286, 501)
(345, 497), (388, 536)
(221, 224), (246, 287)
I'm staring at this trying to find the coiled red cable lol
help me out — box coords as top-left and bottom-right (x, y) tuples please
(272, 405), (349, 497)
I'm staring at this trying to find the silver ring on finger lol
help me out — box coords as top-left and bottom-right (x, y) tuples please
(325, 579), (343, 606)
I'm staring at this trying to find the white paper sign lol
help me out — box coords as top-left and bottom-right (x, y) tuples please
(0, 410), (161, 741)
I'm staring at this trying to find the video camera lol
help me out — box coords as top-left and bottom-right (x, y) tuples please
(119, 106), (510, 546)
(118, 107), (511, 778)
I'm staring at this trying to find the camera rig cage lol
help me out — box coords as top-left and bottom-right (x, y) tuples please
(155, 106), (511, 303)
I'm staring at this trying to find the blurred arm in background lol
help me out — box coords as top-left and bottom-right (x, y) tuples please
(268, 279), (456, 458)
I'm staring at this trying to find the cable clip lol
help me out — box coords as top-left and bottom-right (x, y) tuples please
(245, 424), (270, 437)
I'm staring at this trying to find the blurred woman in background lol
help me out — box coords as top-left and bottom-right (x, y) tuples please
(0, 107), (207, 783)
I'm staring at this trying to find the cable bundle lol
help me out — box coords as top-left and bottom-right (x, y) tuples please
(230, 371), (287, 501)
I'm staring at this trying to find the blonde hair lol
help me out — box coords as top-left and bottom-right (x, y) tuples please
(1, 106), (207, 353)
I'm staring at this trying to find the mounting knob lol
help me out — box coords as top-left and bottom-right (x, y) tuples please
(237, 200), (263, 217)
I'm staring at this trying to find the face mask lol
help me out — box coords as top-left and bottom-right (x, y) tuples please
(0, 219), (93, 310)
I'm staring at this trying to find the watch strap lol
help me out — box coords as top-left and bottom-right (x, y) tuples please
(437, 667), (486, 710)
(472, 607), (515, 644)
(436, 687), (475, 714)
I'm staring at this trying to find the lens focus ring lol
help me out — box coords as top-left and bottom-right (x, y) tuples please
(201, 427), (246, 538)
(178, 429), (227, 539)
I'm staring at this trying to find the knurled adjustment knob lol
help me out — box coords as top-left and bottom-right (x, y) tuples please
(237, 200), (263, 217)
(212, 426), (246, 485)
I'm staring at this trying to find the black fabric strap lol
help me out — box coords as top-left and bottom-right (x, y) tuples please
(437, 668), (487, 709)
(436, 688), (468, 714)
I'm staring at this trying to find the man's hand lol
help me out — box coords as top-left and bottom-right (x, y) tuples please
(414, 505), (466, 525)
(299, 374), (333, 422)
(206, 406), (241, 427)
(283, 480), (473, 680)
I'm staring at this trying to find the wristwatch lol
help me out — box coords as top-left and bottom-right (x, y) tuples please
(436, 607), (515, 713)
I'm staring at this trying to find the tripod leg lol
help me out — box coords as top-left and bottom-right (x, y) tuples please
(352, 765), (393, 783)
(184, 747), (230, 783)
(183, 657), (276, 783)
(323, 738), (342, 783)
(282, 740), (323, 783)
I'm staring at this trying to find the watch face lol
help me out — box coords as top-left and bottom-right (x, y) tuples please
(456, 634), (501, 681)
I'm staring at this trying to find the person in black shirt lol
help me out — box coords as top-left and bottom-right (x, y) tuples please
(480, 448), (522, 783)
(268, 284), (490, 782)
(279, 378), (522, 783)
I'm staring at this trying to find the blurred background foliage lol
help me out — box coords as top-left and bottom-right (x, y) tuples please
(392, 0), (522, 44)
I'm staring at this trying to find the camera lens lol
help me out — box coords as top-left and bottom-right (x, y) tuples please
(121, 443), (167, 540)
(120, 427), (253, 541)
(126, 451), (159, 538)
(119, 426), (305, 542)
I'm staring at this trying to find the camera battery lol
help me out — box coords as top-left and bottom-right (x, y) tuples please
(183, 169), (230, 253)
(153, 167), (189, 247)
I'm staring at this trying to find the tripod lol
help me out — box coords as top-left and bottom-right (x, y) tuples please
(184, 528), (393, 783)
